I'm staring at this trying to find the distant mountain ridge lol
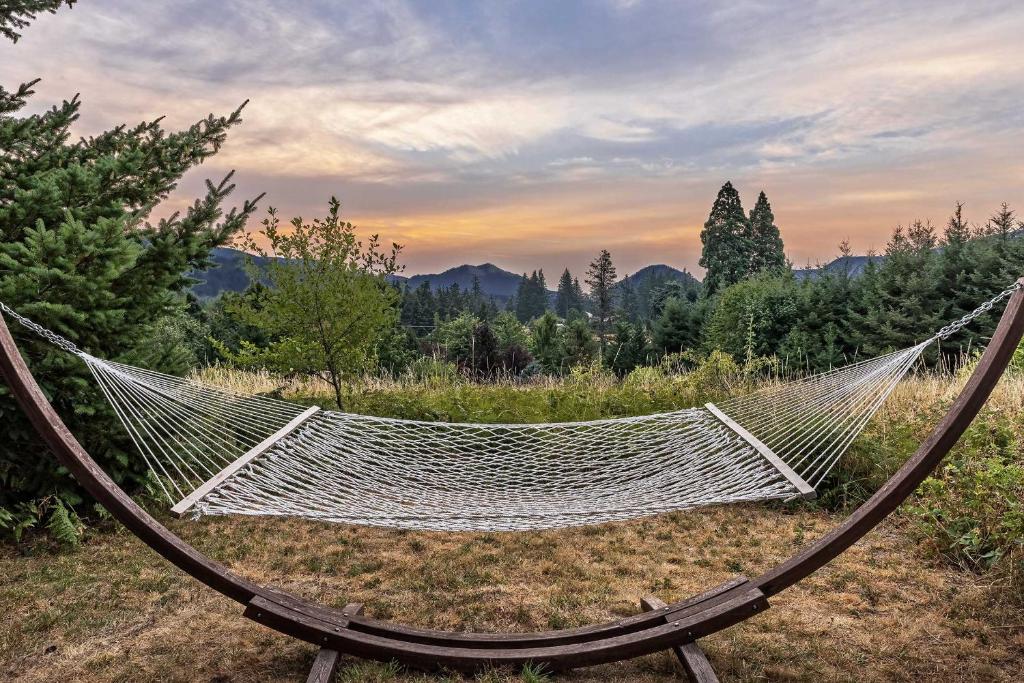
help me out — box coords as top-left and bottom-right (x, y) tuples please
(404, 263), (530, 301)
(190, 247), (883, 302)
(616, 264), (700, 290)
(793, 255), (881, 281)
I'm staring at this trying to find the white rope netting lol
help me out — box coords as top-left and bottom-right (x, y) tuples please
(64, 341), (926, 531)
(4, 281), (1018, 533)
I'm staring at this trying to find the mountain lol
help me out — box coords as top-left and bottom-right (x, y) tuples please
(189, 249), (529, 302)
(794, 255), (881, 281)
(616, 264), (700, 291)
(405, 263), (529, 300)
(190, 247), (269, 298)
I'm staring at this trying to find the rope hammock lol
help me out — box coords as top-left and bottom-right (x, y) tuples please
(1, 284), (1018, 532)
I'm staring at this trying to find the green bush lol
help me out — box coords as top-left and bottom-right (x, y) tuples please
(907, 410), (1024, 595)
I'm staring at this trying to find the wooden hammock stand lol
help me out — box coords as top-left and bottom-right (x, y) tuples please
(2, 279), (1022, 682)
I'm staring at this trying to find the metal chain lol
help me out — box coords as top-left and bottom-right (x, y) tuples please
(0, 301), (85, 356)
(932, 280), (1024, 341)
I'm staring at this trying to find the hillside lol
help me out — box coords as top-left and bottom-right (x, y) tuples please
(405, 263), (528, 300)
(616, 264), (700, 290)
(189, 249), (548, 302)
(793, 254), (880, 280)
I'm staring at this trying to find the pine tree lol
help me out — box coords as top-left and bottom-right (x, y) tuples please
(530, 310), (562, 374)
(585, 250), (617, 356)
(653, 297), (702, 353)
(617, 279), (640, 323)
(562, 317), (598, 368)
(0, 77), (261, 515)
(555, 268), (575, 318)
(699, 181), (752, 295)
(747, 191), (786, 275)
(606, 321), (647, 375)
(0, 0), (73, 42)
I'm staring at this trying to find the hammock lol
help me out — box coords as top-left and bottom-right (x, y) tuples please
(0, 286), (1015, 532)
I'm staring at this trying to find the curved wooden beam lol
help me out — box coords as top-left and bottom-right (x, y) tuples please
(1, 278), (1021, 673)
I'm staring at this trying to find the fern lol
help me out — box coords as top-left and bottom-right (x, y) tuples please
(46, 498), (84, 546)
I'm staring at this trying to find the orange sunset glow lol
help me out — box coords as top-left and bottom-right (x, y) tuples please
(4, 1), (1023, 277)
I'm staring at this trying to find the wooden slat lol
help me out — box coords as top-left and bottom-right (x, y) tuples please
(171, 406), (320, 517)
(245, 587), (767, 672)
(705, 403), (816, 499)
(642, 596), (721, 683)
(306, 648), (340, 683)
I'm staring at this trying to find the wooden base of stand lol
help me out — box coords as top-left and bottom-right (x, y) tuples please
(641, 596), (720, 682)
(305, 603), (364, 682)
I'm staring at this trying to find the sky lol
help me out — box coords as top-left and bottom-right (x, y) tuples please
(3, 0), (1023, 277)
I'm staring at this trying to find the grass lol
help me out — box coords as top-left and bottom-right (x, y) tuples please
(2, 361), (1023, 681)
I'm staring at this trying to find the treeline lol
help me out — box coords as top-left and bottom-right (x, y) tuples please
(193, 184), (1024, 385)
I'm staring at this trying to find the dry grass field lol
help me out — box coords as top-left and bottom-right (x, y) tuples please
(2, 368), (1022, 682)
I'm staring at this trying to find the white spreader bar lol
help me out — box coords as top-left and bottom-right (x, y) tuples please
(171, 406), (321, 517)
(705, 403), (816, 500)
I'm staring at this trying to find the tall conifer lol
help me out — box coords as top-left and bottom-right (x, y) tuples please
(699, 181), (752, 295)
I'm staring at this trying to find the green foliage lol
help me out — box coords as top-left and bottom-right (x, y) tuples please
(748, 190), (786, 274)
(530, 311), (562, 374)
(492, 311), (529, 350)
(908, 411), (1024, 581)
(561, 316), (598, 369)
(45, 497), (83, 546)
(0, 66), (259, 532)
(653, 296), (703, 354)
(514, 270), (549, 322)
(703, 273), (805, 361)
(222, 198), (401, 408)
(585, 249), (616, 355)
(0, 0), (74, 42)
(699, 181), (753, 295)
(605, 321), (648, 376)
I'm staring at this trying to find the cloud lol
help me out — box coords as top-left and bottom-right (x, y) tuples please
(1, 0), (1022, 276)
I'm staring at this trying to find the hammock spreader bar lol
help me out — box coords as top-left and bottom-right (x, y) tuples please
(170, 405), (320, 517)
(705, 402), (816, 500)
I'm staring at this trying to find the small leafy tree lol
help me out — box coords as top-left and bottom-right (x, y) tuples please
(223, 199), (401, 409)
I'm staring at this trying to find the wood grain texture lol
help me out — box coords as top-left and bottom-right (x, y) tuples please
(305, 648), (340, 683)
(641, 596), (721, 683)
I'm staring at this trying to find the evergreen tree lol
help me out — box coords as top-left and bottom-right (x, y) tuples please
(400, 281), (437, 332)
(747, 190), (786, 275)
(572, 277), (585, 312)
(0, 77), (261, 517)
(617, 279), (641, 323)
(699, 181), (752, 295)
(585, 250), (617, 355)
(530, 310), (562, 374)
(515, 270), (549, 322)
(653, 297), (702, 354)
(606, 321), (647, 375)
(514, 273), (531, 322)
(555, 268), (576, 318)
(562, 317), (598, 368)
(1, 0), (73, 42)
